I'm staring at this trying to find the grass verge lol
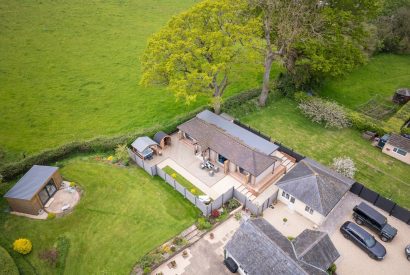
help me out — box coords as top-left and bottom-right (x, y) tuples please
(162, 166), (205, 196)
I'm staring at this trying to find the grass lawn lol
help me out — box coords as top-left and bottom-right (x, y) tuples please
(162, 166), (205, 196)
(0, 156), (199, 274)
(238, 97), (410, 208)
(0, 0), (263, 164)
(319, 54), (410, 110)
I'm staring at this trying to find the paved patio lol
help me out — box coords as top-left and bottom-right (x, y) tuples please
(152, 217), (241, 275)
(45, 186), (80, 214)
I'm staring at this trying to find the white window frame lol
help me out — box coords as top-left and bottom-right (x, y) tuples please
(393, 147), (407, 156)
(282, 191), (295, 204)
(305, 205), (314, 215)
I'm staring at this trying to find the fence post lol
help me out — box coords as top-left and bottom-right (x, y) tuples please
(173, 179), (176, 189)
(142, 160), (145, 169)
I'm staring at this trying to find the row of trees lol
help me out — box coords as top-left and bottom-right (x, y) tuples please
(140, 0), (405, 113)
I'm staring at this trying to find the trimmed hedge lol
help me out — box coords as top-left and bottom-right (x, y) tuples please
(0, 89), (261, 180)
(0, 246), (19, 275)
(346, 109), (390, 136)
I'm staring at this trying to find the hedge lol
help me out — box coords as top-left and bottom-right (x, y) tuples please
(0, 88), (261, 180)
(385, 102), (410, 133)
(346, 109), (390, 136)
(0, 246), (19, 275)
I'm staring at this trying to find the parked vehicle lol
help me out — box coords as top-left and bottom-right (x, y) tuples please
(353, 202), (397, 242)
(405, 245), (410, 261)
(224, 257), (238, 273)
(340, 221), (386, 260)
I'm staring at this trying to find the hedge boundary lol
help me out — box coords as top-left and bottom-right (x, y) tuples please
(0, 89), (262, 181)
(0, 245), (19, 275)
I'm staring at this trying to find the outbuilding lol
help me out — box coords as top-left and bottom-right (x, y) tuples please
(4, 165), (63, 215)
(393, 88), (410, 104)
(153, 131), (171, 149)
(382, 133), (410, 164)
(131, 136), (160, 160)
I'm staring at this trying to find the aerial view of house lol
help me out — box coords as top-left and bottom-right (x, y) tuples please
(0, 0), (409, 274)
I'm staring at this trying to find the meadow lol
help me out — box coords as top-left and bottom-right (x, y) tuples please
(0, 0), (262, 165)
(238, 97), (410, 208)
(0, 156), (199, 274)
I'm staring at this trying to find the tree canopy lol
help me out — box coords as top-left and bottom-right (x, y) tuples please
(140, 0), (257, 114)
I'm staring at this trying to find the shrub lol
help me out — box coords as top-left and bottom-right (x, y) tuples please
(190, 188), (197, 195)
(282, 218), (288, 223)
(38, 248), (59, 267)
(114, 144), (129, 164)
(107, 155), (114, 162)
(346, 110), (389, 135)
(170, 246), (176, 253)
(298, 98), (351, 129)
(293, 91), (310, 103)
(138, 253), (163, 270)
(211, 210), (220, 218)
(171, 173), (177, 179)
(161, 244), (171, 254)
(143, 267), (151, 275)
(225, 199), (241, 212)
(331, 157), (356, 178)
(13, 238), (32, 255)
(69, 182), (76, 187)
(197, 217), (212, 230)
(172, 237), (184, 246)
(287, 236), (295, 241)
(47, 213), (56, 220)
(234, 212), (242, 221)
(327, 263), (337, 274)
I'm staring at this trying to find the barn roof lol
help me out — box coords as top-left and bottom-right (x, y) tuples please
(4, 165), (59, 200)
(131, 136), (158, 153)
(178, 116), (276, 176)
(277, 158), (354, 216)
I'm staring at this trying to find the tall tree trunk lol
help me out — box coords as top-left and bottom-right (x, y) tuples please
(213, 96), (222, 114)
(259, 52), (274, 106)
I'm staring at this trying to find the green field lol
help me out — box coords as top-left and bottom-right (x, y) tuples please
(0, 157), (198, 274)
(0, 0), (262, 165)
(238, 97), (410, 208)
(319, 54), (410, 110)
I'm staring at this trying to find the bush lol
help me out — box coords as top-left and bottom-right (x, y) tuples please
(234, 212), (242, 221)
(293, 91), (310, 103)
(161, 244), (171, 254)
(138, 253), (163, 270)
(197, 217), (212, 230)
(38, 248), (59, 267)
(346, 110), (389, 136)
(172, 237), (184, 246)
(287, 236), (295, 241)
(211, 210), (220, 218)
(225, 199), (241, 212)
(47, 212), (56, 220)
(114, 144), (129, 164)
(13, 238), (32, 255)
(69, 182), (76, 187)
(143, 267), (151, 274)
(327, 263), (337, 274)
(331, 157), (357, 178)
(298, 98), (351, 129)
(170, 246), (176, 253)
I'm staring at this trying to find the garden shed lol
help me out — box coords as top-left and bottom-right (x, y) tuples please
(153, 131), (171, 148)
(4, 165), (63, 215)
(393, 88), (410, 104)
(131, 136), (160, 159)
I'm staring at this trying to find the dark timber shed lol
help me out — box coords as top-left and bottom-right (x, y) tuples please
(153, 131), (171, 148)
(4, 165), (63, 215)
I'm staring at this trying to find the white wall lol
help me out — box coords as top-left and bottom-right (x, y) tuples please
(255, 163), (275, 184)
(382, 143), (410, 164)
(277, 188), (325, 225)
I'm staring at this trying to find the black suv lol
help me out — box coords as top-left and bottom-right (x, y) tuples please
(353, 202), (397, 242)
(340, 221), (386, 260)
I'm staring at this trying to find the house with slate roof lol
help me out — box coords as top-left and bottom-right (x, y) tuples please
(225, 218), (339, 275)
(276, 158), (355, 224)
(382, 133), (410, 164)
(177, 110), (291, 191)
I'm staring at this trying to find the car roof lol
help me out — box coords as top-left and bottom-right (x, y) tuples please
(345, 222), (372, 240)
(355, 202), (387, 225)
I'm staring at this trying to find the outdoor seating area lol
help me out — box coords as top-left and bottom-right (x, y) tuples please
(45, 182), (80, 215)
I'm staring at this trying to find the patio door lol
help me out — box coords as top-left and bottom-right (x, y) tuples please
(38, 179), (57, 205)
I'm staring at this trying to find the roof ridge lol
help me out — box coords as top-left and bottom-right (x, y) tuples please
(249, 222), (308, 275)
(276, 173), (316, 186)
(296, 231), (325, 258)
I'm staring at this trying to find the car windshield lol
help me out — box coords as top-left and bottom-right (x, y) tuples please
(364, 236), (376, 247)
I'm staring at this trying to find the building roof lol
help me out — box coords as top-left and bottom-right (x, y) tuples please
(225, 219), (339, 275)
(153, 131), (170, 144)
(277, 158), (354, 216)
(396, 88), (410, 96)
(4, 165), (59, 200)
(178, 116), (276, 176)
(197, 110), (278, 154)
(293, 229), (340, 271)
(131, 136), (158, 153)
(387, 133), (410, 152)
